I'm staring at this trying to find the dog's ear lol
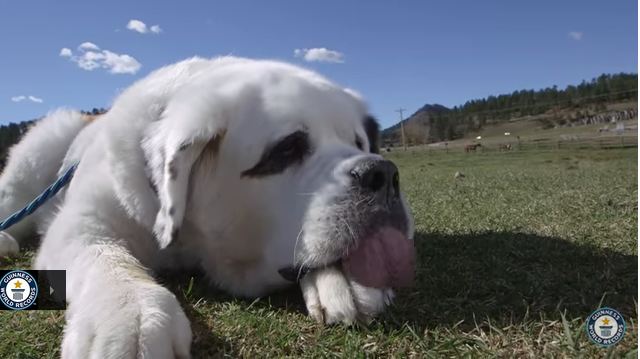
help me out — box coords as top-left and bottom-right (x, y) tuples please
(364, 115), (380, 154)
(142, 114), (226, 249)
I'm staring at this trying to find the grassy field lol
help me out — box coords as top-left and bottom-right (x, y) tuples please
(417, 101), (638, 152)
(0, 147), (637, 358)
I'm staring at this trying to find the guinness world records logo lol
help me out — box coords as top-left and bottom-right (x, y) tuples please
(586, 307), (625, 347)
(0, 270), (38, 310)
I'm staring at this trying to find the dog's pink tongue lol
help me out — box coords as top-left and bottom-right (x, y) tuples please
(342, 227), (415, 288)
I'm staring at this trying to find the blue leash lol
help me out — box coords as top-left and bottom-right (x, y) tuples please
(0, 164), (78, 231)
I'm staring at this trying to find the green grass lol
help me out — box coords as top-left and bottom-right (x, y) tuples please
(1, 148), (637, 357)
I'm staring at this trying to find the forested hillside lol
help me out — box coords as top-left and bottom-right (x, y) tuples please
(383, 73), (638, 145)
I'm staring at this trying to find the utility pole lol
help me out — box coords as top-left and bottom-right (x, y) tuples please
(396, 108), (407, 151)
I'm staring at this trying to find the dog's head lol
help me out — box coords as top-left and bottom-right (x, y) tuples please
(140, 58), (414, 302)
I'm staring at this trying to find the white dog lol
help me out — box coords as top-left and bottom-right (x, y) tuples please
(0, 57), (415, 358)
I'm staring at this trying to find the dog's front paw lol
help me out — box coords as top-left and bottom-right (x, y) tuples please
(300, 266), (393, 325)
(62, 283), (192, 359)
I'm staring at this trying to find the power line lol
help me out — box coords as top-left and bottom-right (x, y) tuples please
(395, 108), (407, 151)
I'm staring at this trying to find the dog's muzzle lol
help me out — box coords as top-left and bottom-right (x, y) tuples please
(279, 157), (415, 289)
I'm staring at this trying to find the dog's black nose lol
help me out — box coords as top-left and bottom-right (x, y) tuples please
(351, 158), (400, 199)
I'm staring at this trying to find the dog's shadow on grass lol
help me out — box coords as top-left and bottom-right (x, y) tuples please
(385, 231), (637, 331)
(165, 230), (636, 350)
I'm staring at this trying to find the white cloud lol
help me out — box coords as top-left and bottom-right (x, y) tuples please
(101, 50), (142, 74)
(294, 48), (345, 63)
(127, 19), (162, 34)
(127, 19), (147, 33)
(61, 42), (141, 75)
(78, 42), (100, 51)
(568, 31), (583, 41)
(74, 50), (103, 71)
(59, 47), (72, 57)
(11, 95), (43, 103)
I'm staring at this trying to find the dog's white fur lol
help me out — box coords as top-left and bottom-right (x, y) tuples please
(0, 57), (412, 358)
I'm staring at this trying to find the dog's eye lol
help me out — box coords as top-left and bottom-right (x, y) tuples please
(241, 131), (310, 177)
(276, 137), (303, 158)
(355, 135), (364, 151)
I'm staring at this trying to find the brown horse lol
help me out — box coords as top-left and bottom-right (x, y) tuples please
(465, 143), (482, 153)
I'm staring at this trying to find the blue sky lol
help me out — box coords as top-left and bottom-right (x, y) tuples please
(0, 0), (637, 128)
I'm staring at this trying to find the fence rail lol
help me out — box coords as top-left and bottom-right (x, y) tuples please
(395, 135), (638, 154)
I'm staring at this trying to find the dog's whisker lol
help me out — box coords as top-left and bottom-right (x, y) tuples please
(297, 258), (312, 279)
(355, 197), (370, 207)
(292, 226), (305, 266)
(296, 192), (318, 196)
(338, 217), (357, 249)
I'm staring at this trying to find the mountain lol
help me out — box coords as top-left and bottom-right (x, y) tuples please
(382, 104), (451, 145)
